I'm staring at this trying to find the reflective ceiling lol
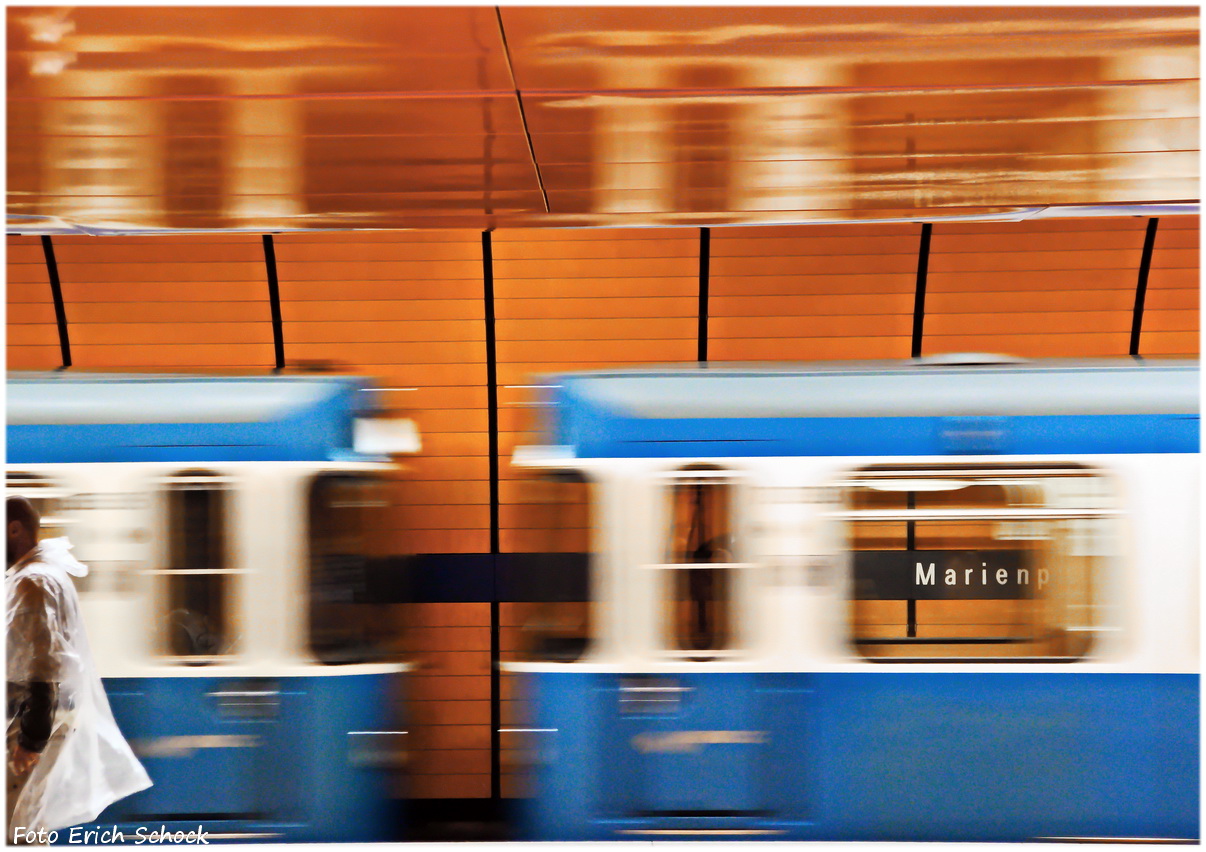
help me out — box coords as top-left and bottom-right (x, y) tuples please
(6, 6), (1200, 233)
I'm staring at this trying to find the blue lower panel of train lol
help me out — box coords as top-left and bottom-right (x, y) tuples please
(60, 672), (402, 844)
(516, 670), (1199, 841)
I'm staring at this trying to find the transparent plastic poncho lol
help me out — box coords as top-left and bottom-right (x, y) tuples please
(7, 538), (152, 831)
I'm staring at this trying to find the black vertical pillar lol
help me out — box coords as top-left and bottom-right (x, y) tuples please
(262, 235), (285, 371)
(40, 236), (71, 369)
(911, 223), (933, 359)
(482, 230), (502, 802)
(698, 227), (710, 364)
(906, 491), (917, 638)
(1129, 218), (1159, 358)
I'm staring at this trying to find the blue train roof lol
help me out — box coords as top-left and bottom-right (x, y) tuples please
(541, 359), (1200, 457)
(7, 372), (384, 464)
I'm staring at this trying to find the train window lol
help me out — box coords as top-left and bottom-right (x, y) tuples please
(164, 470), (231, 662)
(841, 464), (1111, 661)
(664, 465), (737, 656)
(308, 474), (396, 664)
(513, 472), (594, 662)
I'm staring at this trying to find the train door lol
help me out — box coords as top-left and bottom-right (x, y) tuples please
(828, 464), (1147, 839)
(111, 469), (271, 824)
(610, 465), (766, 819)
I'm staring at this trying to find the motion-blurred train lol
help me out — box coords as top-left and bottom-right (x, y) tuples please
(7, 372), (419, 842)
(505, 356), (1199, 842)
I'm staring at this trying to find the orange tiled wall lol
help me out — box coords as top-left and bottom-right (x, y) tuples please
(23, 234), (276, 369)
(7, 236), (59, 369)
(709, 224), (919, 361)
(926, 218), (1162, 356)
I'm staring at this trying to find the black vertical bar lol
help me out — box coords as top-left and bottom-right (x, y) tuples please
(40, 236), (71, 369)
(483, 230), (501, 802)
(906, 491), (917, 638)
(911, 223), (932, 359)
(489, 596), (500, 803)
(1130, 218), (1159, 358)
(698, 227), (710, 364)
(483, 232), (500, 555)
(262, 235), (285, 371)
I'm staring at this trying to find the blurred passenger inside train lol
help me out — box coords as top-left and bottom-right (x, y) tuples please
(6, 497), (150, 842)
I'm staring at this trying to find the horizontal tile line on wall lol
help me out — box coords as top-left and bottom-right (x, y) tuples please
(51, 270), (481, 279)
(496, 337), (698, 344)
(713, 248), (1157, 259)
(56, 316), (490, 323)
(920, 330), (1145, 337)
(712, 309), (1142, 320)
(710, 232), (1170, 243)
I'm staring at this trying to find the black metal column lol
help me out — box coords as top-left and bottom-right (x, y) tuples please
(906, 492), (917, 637)
(40, 236), (71, 369)
(1129, 218), (1160, 358)
(262, 235), (285, 371)
(482, 230), (502, 802)
(911, 223), (933, 358)
(698, 227), (710, 364)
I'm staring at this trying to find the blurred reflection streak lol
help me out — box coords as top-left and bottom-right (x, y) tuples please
(592, 62), (672, 214)
(225, 75), (304, 223)
(22, 9), (75, 44)
(524, 13), (1198, 54)
(30, 52), (76, 76)
(539, 80), (1193, 104)
(41, 80), (167, 230)
(727, 59), (850, 214)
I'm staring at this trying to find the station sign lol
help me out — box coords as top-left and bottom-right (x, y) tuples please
(853, 550), (1042, 600)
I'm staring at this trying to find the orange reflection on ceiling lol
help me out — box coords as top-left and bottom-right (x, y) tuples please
(6, 6), (1199, 233)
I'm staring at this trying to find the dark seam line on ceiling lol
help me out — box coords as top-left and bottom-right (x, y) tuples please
(699, 227), (710, 364)
(911, 222), (933, 359)
(494, 6), (550, 213)
(262, 235), (285, 372)
(482, 229), (502, 802)
(40, 235), (72, 369)
(1129, 217), (1159, 359)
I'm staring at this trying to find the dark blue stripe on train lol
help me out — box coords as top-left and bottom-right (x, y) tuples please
(517, 670), (1199, 842)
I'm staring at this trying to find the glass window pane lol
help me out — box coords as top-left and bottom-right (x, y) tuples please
(847, 464), (1104, 661)
(166, 471), (227, 660)
(515, 472), (593, 662)
(667, 467), (734, 654)
(308, 474), (396, 664)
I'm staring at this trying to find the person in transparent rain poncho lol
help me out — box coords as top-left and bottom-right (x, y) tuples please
(7, 497), (151, 841)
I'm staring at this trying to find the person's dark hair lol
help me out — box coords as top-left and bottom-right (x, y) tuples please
(7, 496), (40, 533)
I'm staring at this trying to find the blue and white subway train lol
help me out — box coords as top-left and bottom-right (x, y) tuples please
(6, 372), (419, 843)
(504, 357), (1199, 842)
